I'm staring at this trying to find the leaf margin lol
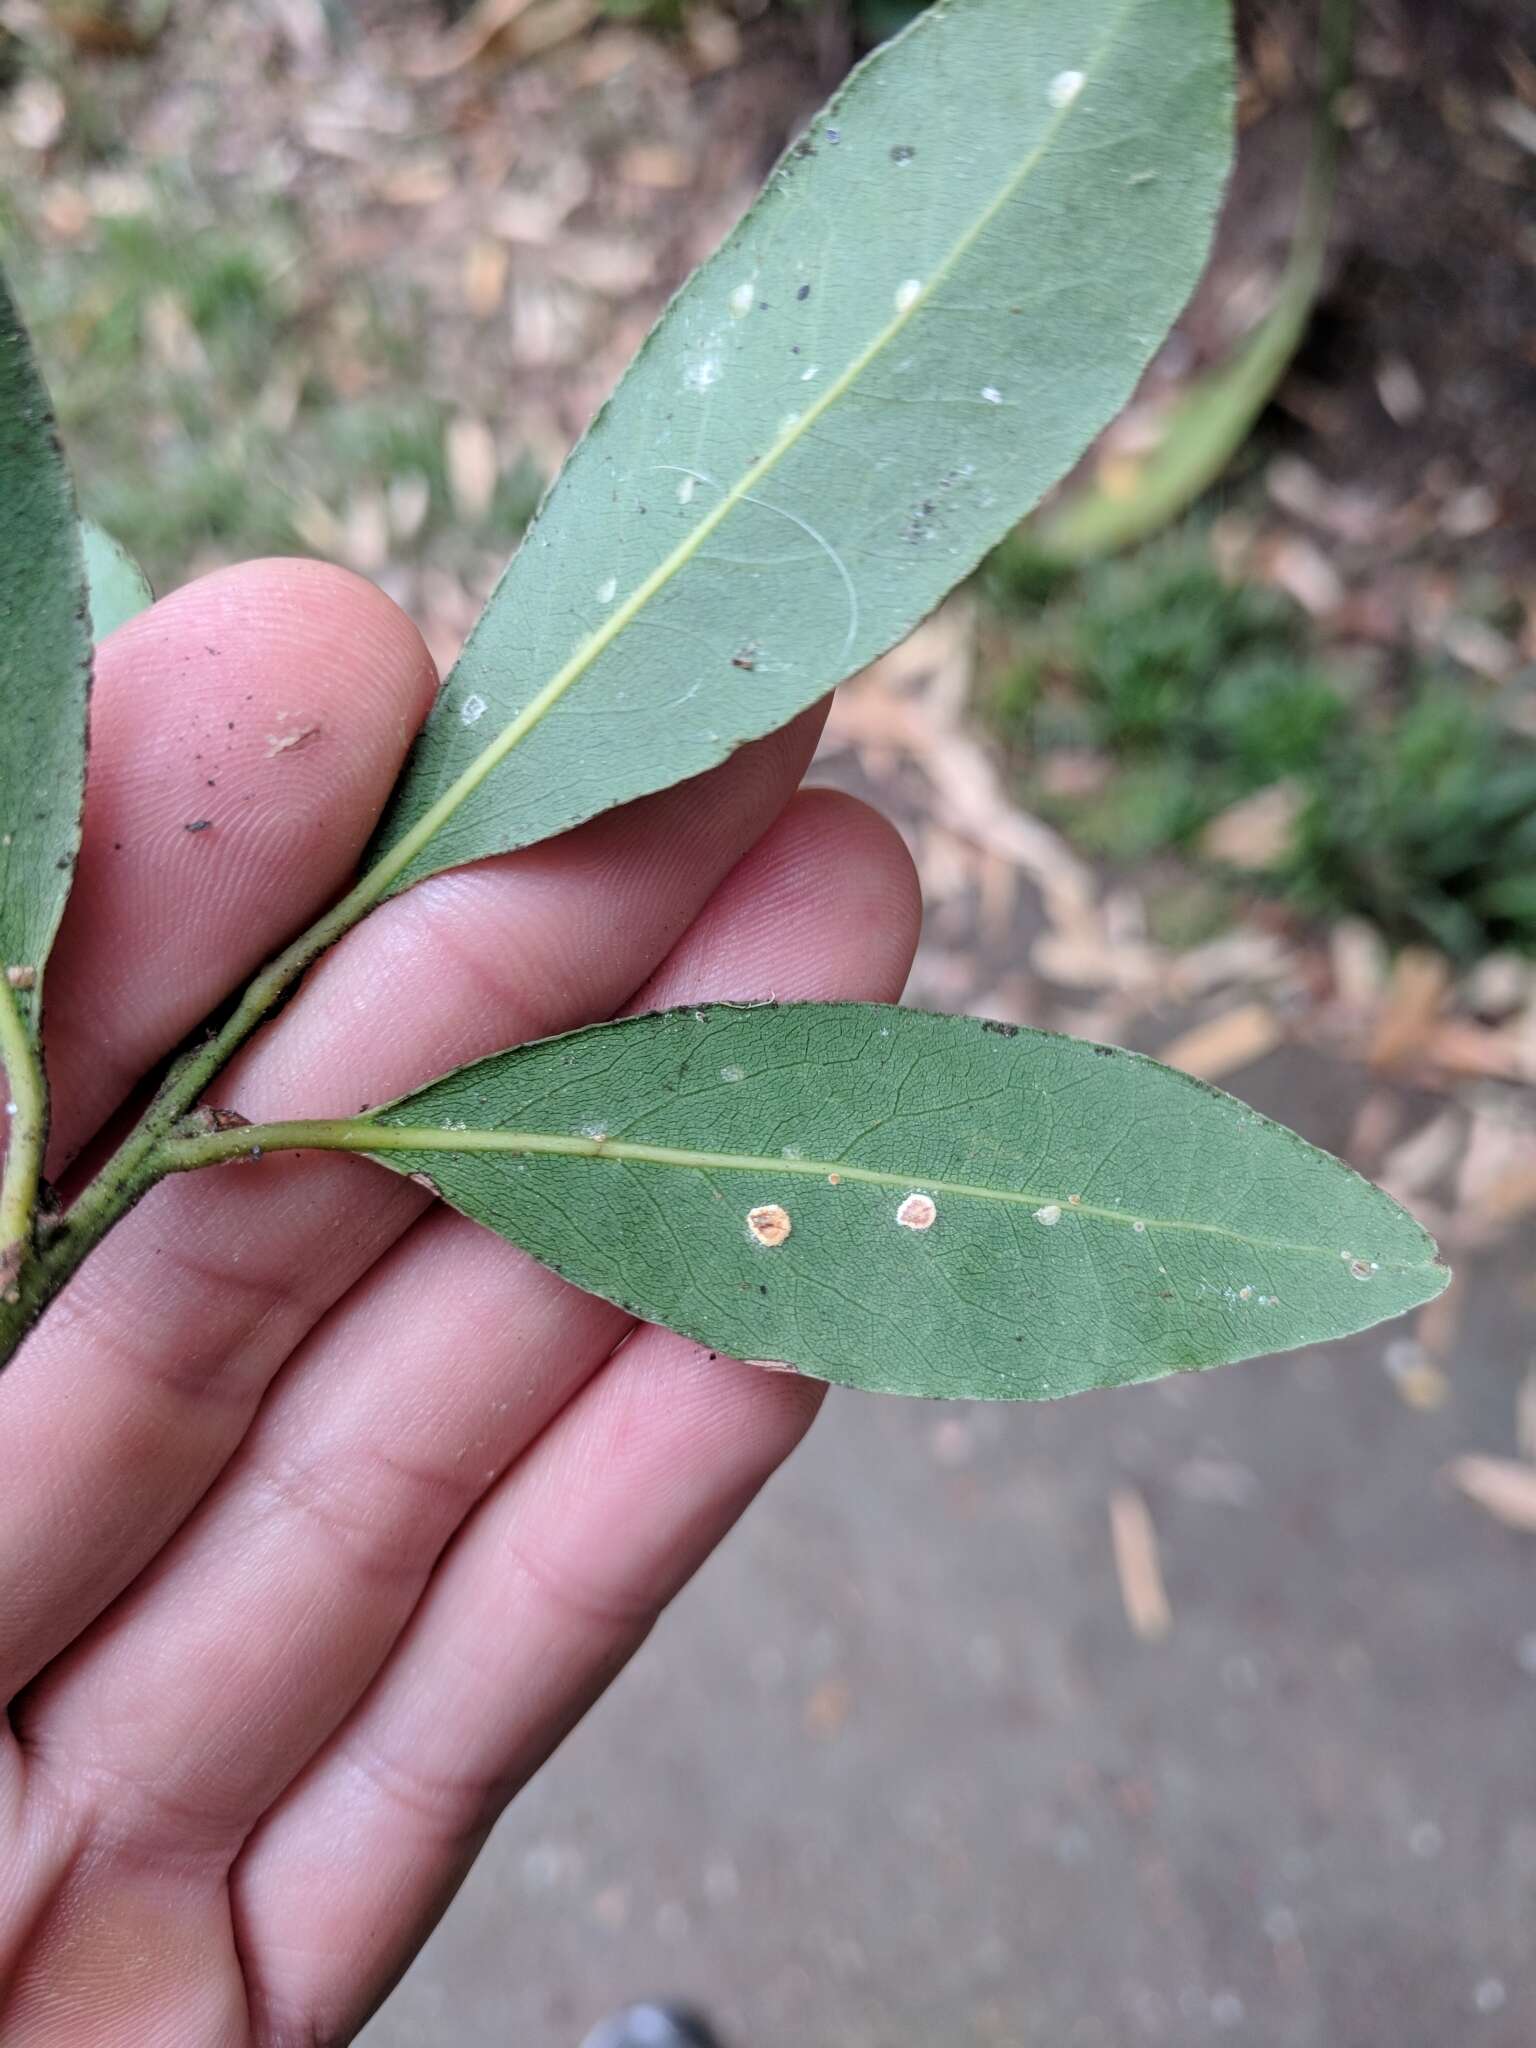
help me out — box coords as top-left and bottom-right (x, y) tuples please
(347, 999), (1449, 1403)
(0, 265), (93, 1046)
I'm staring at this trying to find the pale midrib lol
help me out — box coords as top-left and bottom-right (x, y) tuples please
(333, 1122), (1429, 1272)
(369, 0), (1145, 895)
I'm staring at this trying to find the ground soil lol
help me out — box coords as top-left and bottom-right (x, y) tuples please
(1237, 0), (1536, 573)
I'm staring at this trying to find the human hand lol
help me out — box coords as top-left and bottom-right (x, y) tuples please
(0, 559), (919, 2044)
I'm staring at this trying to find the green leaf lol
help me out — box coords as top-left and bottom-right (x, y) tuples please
(366, 0), (1233, 897)
(360, 1004), (1446, 1400)
(1032, 0), (1348, 563)
(80, 519), (153, 642)
(0, 271), (92, 1036)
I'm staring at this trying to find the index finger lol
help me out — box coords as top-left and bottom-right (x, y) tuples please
(41, 558), (438, 1168)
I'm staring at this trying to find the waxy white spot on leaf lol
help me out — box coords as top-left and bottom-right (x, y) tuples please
(747, 1203), (792, 1247)
(685, 356), (721, 393)
(676, 474), (696, 505)
(981, 386), (1003, 405)
(1033, 1203), (1062, 1227)
(894, 278), (922, 314)
(596, 576), (618, 604)
(897, 1192), (938, 1232)
(460, 693), (487, 726)
(1049, 69), (1086, 108)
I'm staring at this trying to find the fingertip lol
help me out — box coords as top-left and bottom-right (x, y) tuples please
(636, 784), (923, 1010)
(545, 1323), (827, 1587)
(45, 557), (440, 1160)
(129, 556), (441, 732)
(767, 785), (923, 952)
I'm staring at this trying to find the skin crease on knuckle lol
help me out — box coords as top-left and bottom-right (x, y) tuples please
(0, 563), (921, 2045)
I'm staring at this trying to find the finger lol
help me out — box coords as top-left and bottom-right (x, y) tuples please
(0, 709), (826, 1699)
(223, 793), (920, 2039)
(40, 559), (438, 1166)
(24, 793), (915, 1835)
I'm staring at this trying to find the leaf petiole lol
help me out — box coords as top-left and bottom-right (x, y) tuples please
(0, 847), (422, 1361)
(0, 968), (46, 1298)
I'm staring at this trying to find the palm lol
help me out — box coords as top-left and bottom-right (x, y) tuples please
(0, 559), (917, 2044)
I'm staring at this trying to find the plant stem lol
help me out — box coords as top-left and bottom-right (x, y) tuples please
(0, 970), (46, 1300)
(0, 677), (577, 1363)
(0, 812), (447, 1363)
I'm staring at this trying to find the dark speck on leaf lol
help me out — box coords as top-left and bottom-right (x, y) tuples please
(982, 1019), (1020, 1037)
(890, 143), (916, 163)
(797, 283), (811, 302)
(1093, 1044), (1118, 1057)
(732, 649), (757, 672)
(184, 819), (212, 833)
(759, 1284), (769, 1296)
(792, 137), (817, 159)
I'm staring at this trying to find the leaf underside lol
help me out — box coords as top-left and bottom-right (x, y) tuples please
(0, 273), (92, 1036)
(366, 0), (1233, 895)
(80, 519), (154, 643)
(363, 1005), (1446, 1402)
